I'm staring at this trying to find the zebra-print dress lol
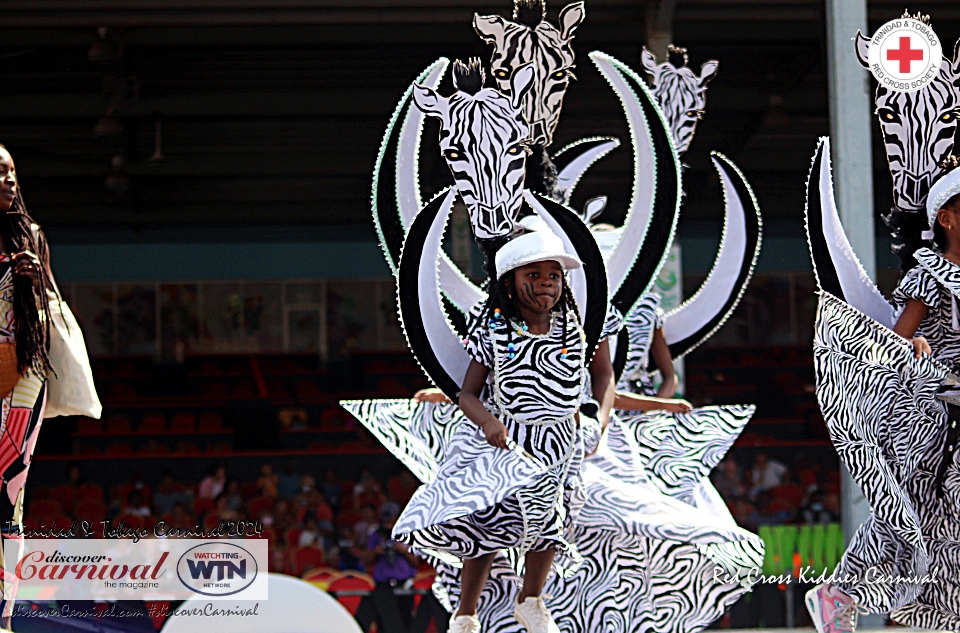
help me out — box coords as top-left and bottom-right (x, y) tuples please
(393, 310), (587, 569)
(815, 259), (960, 630)
(616, 292), (665, 395)
(344, 301), (763, 632)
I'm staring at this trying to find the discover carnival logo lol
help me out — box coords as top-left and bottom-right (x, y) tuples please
(867, 13), (943, 93)
(176, 542), (259, 597)
(4, 539), (268, 600)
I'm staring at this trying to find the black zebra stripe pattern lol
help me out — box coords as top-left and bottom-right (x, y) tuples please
(813, 291), (960, 629)
(413, 65), (533, 241)
(639, 45), (718, 156)
(474, 1), (584, 148)
(855, 32), (960, 214)
(615, 292), (663, 395)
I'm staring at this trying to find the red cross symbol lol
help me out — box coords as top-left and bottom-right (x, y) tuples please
(887, 36), (924, 73)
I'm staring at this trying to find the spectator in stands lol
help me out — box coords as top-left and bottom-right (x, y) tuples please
(356, 507), (419, 633)
(213, 493), (240, 522)
(127, 471), (152, 503)
(334, 525), (366, 572)
(198, 464), (227, 500)
(278, 405), (309, 430)
(224, 480), (243, 513)
(122, 491), (151, 518)
(745, 491), (792, 531)
(272, 498), (297, 534)
(165, 502), (195, 530)
(65, 461), (85, 489)
(748, 452), (787, 500)
(801, 491), (840, 525)
(257, 463), (279, 498)
(277, 466), (300, 499)
(269, 546), (289, 574)
(379, 499), (400, 525)
(298, 514), (321, 548)
(387, 469), (418, 507)
(320, 468), (342, 508)
(294, 474), (321, 519)
(152, 472), (189, 517)
(353, 504), (377, 544)
(353, 471), (386, 511)
(711, 457), (746, 501)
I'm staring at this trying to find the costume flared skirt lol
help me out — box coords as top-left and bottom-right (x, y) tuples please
(342, 399), (764, 633)
(813, 292), (960, 631)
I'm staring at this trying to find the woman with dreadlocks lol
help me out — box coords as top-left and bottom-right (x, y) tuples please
(0, 145), (57, 630)
(391, 225), (613, 633)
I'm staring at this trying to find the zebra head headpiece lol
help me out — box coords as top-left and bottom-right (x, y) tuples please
(640, 45), (718, 156)
(474, 0), (585, 148)
(856, 32), (960, 213)
(413, 59), (535, 241)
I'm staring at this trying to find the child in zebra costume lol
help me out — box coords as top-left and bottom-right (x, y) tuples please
(393, 227), (616, 633)
(806, 158), (960, 633)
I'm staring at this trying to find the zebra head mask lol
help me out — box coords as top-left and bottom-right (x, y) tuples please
(474, 0), (585, 148)
(413, 59), (535, 241)
(856, 33), (960, 213)
(640, 45), (718, 156)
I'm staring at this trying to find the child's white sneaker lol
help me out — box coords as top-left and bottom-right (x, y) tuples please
(449, 614), (481, 633)
(514, 595), (560, 633)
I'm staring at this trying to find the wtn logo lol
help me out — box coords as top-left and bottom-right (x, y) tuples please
(177, 543), (258, 596)
(185, 559), (247, 581)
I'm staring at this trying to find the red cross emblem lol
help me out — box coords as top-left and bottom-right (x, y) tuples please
(887, 36), (924, 73)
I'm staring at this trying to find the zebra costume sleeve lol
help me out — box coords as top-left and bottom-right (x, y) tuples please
(892, 265), (940, 311)
(464, 319), (497, 368)
(602, 303), (625, 339)
(653, 304), (666, 330)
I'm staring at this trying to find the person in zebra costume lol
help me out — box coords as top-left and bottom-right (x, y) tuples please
(394, 226), (615, 633)
(803, 27), (960, 633)
(806, 157), (960, 633)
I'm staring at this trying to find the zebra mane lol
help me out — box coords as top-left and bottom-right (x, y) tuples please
(901, 8), (932, 26)
(667, 45), (689, 69)
(514, 0), (546, 27)
(452, 58), (486, 95)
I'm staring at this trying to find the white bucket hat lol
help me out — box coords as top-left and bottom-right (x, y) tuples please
(923, 168), (960, 240)
(494, 215), (582, 279)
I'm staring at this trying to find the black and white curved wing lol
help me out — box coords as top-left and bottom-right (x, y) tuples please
(660, 153), (762, 360)
(589, 51), (681, 315)
(397, 189), (470, 401)
(552, 136), (621, 202)
(805, 137), (894, 327)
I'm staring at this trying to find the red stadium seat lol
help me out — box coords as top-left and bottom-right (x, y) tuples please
(77, 483), (104, 503)
(290, 545), (326, 577)
(327, 570), (374, 615)
(247, 496), (273, 519)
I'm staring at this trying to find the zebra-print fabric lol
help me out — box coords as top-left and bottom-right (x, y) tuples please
(898, 247), (960, 371)
(393, 311), (586, 570)
(466, 312), (585, 421)
(474, 2), (584, 148)
(615, 292), (664, 395)
(413, 73), (530, 240)
(615, 404), (755, 503)
(341, 306), (763, 633)
(814, 291), (960, 630)
(639, 46), (718, 156)
(424, 413), (763, 633)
